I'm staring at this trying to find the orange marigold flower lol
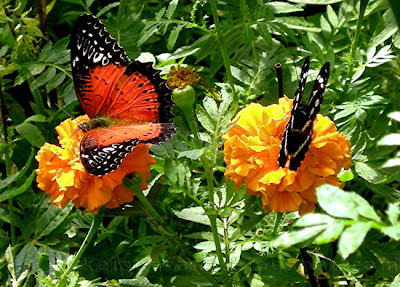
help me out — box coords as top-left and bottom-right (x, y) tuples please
(167, 65), (200, 88)
(35, 115), (155, 214)
(222, 96), (352, 215)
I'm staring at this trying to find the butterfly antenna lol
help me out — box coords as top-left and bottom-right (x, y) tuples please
(275, 63), (284, 98)
(55, 103), (75, 119)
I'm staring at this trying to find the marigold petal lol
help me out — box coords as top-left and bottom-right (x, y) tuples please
(268, 191), (303, 213)
(259, 169), (286, 185)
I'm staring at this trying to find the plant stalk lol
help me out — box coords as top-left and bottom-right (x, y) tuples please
(209, 0), (236, 98)
(0, 80), (15, 247)
(346, 0), (369, 79)
(56, 207), (105, 287)
(272, 212), (283, 237)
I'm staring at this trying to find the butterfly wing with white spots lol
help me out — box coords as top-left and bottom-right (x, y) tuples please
(278, 58), (330, 171)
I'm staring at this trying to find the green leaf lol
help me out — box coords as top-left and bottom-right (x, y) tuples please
(60, 79), (75, 104)
(193, 241), (216, 251)
(167, 25), (184, 51)
(389, 272), (400, 287)
(164, 159), (177, 184)
(196, 104), (215, 133)
(273, 226), (326, 248)
(173, 207), (211, 226)
(138, 23), (159, 46)
(35, 203), (74, 239)
(25, 114), (47, 123)
(388, 111), (400, 122)
(338, 222), (372, 259)
(0, 171), (36, 202)
(265, 2), (303, 14)
(178, 148), (205, 160)
(288, 0), (343, 3)
(15, 122), (45, 148)
(131, 235), (163, 246)
(230, 184), (246, 205)
(5, 245), (16, 281)
(365, 182), (400, 202)
(381, 226), (400, 240)
(338, 169), (354, 182)
(294, 213), (334, 227)
(231, 66), (250, 84)
(203, 97), (218, 119)
(355, 162), (392, 184)
(119, 278), (162, 287)
(46, 72), (66, 92)
(32, 67), (56, 89)
(347, 192), (381, 222)
(370, 9), (398, 48)
(317, 185), (359, 220)
(387, 203), (400, 225)
(166, 0), (179, 19)
(0, 148), (35, 190)
(315, 220), (345, 244)
(326, 5), (338, 27)
(320, 15), (332, 37)
(96, 2), (119, 17)
(15, 64), (46, 86)
(15, 242), (39, 277)
(378, 134), (400, 146)
(38, 253), (49, 274)
(185, 232), (214, 241)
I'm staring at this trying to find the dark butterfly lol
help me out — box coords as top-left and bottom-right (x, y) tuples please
(278, 56), (330, 171)
(70, 14), (175, 175)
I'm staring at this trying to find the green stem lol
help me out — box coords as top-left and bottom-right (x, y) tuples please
(0, 80), (15, 246)
(346, 0), (369, 79)
(209, 0), (236, 98)
(133, 186), (220, 286)
(205, 170), (231, 286)
(56, 207), (105, 287)
(272, 212), (283, 237)
(223, 218), (230, 267)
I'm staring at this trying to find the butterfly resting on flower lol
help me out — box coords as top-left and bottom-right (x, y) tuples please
(278, 57), (330, 171)
(70, 14), (175, 176)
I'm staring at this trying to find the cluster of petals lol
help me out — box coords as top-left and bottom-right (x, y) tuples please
(222, 96), (352, 214)
(167, 65), (200, 88)
(35, 115), (155, 214)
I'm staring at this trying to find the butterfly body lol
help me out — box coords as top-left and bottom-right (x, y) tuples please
(71, 14), (175, 175)
(278, 57), (330, 171)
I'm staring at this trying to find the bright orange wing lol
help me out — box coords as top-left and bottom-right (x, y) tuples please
(80, 123), (175, 175)
(105, 61), (173, 123)
(70, 15), (173, 123)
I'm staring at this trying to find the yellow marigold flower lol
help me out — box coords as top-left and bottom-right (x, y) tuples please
(167, 65), (200, 88)
(35, 115), (155, 214)
(222, 96), (352, 215)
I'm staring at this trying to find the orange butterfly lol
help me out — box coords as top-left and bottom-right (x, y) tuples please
(70, 14), (175, 175)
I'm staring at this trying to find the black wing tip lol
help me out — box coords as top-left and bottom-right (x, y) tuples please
(321, 62), (330, 75)
(144, 123), (176, 146)
(289, 161), (300, 171)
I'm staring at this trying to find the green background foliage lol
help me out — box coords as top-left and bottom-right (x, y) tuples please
(1, 0), (400, 286)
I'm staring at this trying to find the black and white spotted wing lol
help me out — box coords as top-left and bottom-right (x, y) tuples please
(278, 57), (330, 171)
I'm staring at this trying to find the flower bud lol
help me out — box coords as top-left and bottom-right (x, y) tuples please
(123, 172), (143, 191)
(172, 85), (196, 120)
